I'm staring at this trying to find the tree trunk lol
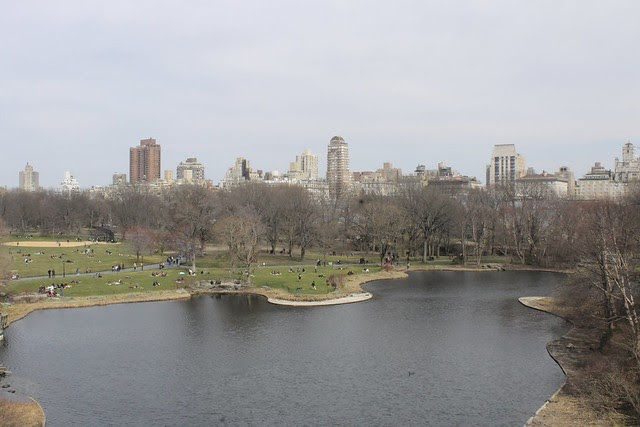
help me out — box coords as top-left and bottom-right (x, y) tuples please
(422, 239), (428, 263)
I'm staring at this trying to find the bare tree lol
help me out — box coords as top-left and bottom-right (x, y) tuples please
(400, 185), (454, 262)
(353, 196), (405, 265)
(125, 226), (155, 263)
(217, 210), (265, 285)
(166, 185), (217, 270)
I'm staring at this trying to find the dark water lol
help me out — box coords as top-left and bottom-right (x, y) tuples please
(0, 271), (566, 426)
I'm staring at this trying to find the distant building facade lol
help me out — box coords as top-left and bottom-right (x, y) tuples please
(58, 171), (80, 195)
(129, 138), (161, 183)
(112, 173), (127, 186)
(327, 136), (351, 198)
(19, 163), (39, 192)
(515, 171), (569, 198)
(487, 144), (526, 187)
(221, 157), (258, 188)
(613, 141), (640, 183)
(288, 149), (319, 181)
(177, 158), (205, 183)
(576, 162), (627, 200)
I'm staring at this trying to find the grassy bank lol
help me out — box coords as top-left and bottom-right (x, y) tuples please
(4, 242), (164, 278)
(520, 297), (624, 426)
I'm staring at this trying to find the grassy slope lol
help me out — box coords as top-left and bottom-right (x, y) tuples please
(5, 243), (164, 278)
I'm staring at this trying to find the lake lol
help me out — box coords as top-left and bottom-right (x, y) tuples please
(0, 271), (567, 426)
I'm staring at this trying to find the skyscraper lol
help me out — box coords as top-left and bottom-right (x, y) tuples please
(129, 138), (161, 183)
(19, 163), (39, 192)
(327, 136), (351, 198)
(486, 144), (526, 187)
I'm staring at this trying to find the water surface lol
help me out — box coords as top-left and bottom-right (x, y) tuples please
(0, 271), (566, 426)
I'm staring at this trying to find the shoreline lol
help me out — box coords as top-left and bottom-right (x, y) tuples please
(2, 263), (572, 326)
(518, 296), (619, 426)
(1, 265), (580, 425)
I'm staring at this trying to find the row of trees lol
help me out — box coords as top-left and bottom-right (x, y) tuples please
(1, 183), (636, 269)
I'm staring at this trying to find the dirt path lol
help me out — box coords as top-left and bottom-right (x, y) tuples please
(2, 241), (113, 248)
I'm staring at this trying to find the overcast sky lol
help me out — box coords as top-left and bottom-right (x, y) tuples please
(2, 1), (639, 188)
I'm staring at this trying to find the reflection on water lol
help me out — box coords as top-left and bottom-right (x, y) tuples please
(0, 271), (566, 426)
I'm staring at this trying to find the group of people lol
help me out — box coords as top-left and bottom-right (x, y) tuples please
(38, 283), (69, 297)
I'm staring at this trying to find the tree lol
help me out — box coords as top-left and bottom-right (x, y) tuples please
(578, 199), (640, 359)
(400, 185), (454, 262)
(217, 210), (265, 285)
(166, 185), (217, 271)
(125, 226), (155, 263)
(353, 196), (405, 265)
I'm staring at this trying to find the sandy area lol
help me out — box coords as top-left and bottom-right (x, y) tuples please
(2, 241), (113, 248)
(0, 395), (46, 427)
(2, 290), (190, 327)
(268, 292), (373, 306)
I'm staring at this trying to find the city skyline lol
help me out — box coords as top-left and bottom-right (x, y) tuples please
(3, 2), (639, 188)
(5, 138), (636, 190)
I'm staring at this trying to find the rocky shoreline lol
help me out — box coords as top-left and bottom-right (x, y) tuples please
(519, 297), (621, 426)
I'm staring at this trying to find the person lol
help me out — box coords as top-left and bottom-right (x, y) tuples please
(298, 273), (302, 280)
(141, 262), (144, 271)
(311, 280), (316, 290)
(133, 262), (137, 271)
(48, 269), (52, 278)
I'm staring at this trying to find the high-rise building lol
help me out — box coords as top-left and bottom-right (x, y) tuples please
(327, 136), (351, 198)
(129, 138), (161, 183)
(177, 158), (205, 183)
(221, 157), (256, 188)
(19, 163), (39, 192)
(288, 149), (319, 181)
(487, 144), (526, 187)
(58, 171), (80, 195)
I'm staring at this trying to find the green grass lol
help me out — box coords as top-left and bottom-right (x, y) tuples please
(4, 269), (189, 297)
(5, 243), (165, 278)
(244, 264), (381, 295)
(4, 264), (382, 297)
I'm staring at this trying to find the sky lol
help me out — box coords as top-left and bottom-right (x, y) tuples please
(2, 0), (639, 189)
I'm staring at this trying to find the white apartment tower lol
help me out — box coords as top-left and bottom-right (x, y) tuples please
(327, 136), (351, 198)
(288, 149), (319, 181)
(19, 163), (39, 192)
(58, 171), (80, 195)
(487, 144), (526, 187)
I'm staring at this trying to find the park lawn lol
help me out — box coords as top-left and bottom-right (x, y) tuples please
(184, 264), (382, 295)
(6, 243), (165, 278)
(4, 270), (192, 297)
(4, 263), (381, 298)
(249, 264), (382, 295)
